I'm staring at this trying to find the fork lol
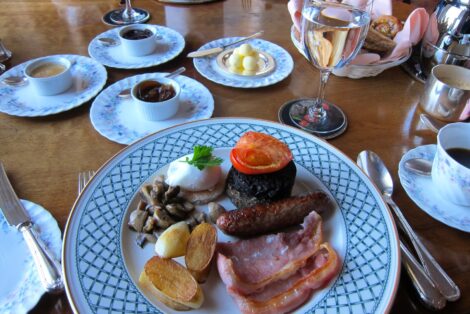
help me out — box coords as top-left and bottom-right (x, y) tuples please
(242, 0), (251, 10)
(77, 170), (95, 195)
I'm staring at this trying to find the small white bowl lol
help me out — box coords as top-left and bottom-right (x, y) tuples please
(131, 77), (180, 121)
(24, 56), (72, 96)
(119, 25), (158, 57)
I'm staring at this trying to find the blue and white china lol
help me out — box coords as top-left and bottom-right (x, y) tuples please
(0, 200), (61, 314)
(0, 55), (107, 117)
(193, 38), (293, 88)
(63, 118), (400, 314)
(399, 144), (470, 233)
(432, 123), (470, 206)
(90, 73), (214, 145)
(88, 25), (185, 69)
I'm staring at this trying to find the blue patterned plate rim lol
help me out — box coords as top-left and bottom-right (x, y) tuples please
(89, 72), (214, 145)
(0, 54), (107, 117)
(0, 199), (62, 314)
(398, 144), (470, 233)
(62, 117), (400, 314)
(88, 25), (185, 69)
(193, 38), (294, 88)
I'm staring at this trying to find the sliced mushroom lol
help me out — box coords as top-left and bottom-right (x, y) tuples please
(152, 182), (165, 201)
(128, 209), (148, 232)
(140, 184), (158, 206)
(153, 206), (176, 229)
(143, 216), (156, 233)
(208, 202), (226, 224)
(135, 233), (157, 248)
(164, 185), (180, 202)
(182, 201), (195, 213)
(192, 210), (207, 224)
(165, 203), (187, 219)
(184, 215), (198, 230)
(137, 200), (146, 211)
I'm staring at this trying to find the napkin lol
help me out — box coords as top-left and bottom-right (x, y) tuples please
(288, 0), (430, 65)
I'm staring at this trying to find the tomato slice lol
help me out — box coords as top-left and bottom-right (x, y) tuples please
(230, 132), (293, 175)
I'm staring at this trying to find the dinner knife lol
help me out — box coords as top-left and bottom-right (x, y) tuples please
(187, 30), (264, 58)
(0, 162), (64, 294)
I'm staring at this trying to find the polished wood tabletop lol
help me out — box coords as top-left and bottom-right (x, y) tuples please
(1, 0), (468, 313)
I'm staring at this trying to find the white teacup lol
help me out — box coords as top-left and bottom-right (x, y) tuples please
(131, 77), (180, 121)
(431, 122), (470, 206)
(119, 25), (158, 57)
(24, 56), (73, 96)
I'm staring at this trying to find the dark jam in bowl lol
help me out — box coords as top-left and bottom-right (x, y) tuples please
(137, 81), (176, 102)
(122, 28), (153, 40)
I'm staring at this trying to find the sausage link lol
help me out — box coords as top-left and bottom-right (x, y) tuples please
(216, 191), (331, 237)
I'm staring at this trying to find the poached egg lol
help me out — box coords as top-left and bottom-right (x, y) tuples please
(166, 155), (222, 192)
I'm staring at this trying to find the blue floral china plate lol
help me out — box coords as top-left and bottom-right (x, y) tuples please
(63, 118), (400, 314)
(0, 200), (61, 314)
(90, 72), (214, 145)
(88, 25), (185, 69)
(0, 54), (107, 117)
(193, 38), (294, 88)
(398, 144), (470, 233)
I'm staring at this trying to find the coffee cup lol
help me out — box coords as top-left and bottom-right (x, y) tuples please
(119, 25), (158, 57)
(420, 64), (470, 122)
(24, 56), (73, 96)
(131, 77), (180, 121)
(431, 122), (470, 206)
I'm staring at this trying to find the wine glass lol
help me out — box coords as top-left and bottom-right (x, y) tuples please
(103, 0), (150, 26)
(280, 0), (373, 139)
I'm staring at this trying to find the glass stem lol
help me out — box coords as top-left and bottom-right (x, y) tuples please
(123, 0), (134, 20)
(308, 69), (331, 120)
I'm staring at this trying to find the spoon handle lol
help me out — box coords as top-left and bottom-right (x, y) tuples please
(400, 241), (446, 309)
(387, 197), (460, 301)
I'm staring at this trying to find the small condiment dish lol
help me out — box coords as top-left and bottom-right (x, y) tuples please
(118, 25), (158, 57)
(24, 56), (72, 96)
(131, 77), (180, 121)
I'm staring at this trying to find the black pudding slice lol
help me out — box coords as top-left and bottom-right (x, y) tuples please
(225, 161), (297, 209)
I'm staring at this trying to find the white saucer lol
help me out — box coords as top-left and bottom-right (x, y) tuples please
(398, 144), (470, 233)
(0, 200), (62, 314)
(90, 72), (214, 145)
(193, 38), (293, 88)
(0, 55), (107, 117)
(88, 25), (185, 69)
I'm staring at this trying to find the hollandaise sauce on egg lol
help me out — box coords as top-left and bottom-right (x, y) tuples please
(166, 155), (222, 192)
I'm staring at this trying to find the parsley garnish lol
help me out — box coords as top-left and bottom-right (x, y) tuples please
(183, 145), (223, 170)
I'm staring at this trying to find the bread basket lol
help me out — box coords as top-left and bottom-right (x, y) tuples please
(290, 25), (411, 79)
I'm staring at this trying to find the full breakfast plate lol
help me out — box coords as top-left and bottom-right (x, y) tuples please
(0, 200), (62, 314)
(88, 25), (185, 69)
(193, 38), (293, 88)
(63, 118), (400, 313)
(90, 72), (214, 145)
(0, 54), (107, 117)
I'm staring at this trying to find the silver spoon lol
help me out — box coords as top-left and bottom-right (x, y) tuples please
(420, 114), (446, 134)
(2, 60), (77, 87)
(117, 66), (186, 99)
(405, 158), (432, 176)
(98, 37), (120, 47)
(357, 150), (460, 302)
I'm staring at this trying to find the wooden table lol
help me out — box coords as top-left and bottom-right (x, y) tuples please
(1, 1), (468, 313)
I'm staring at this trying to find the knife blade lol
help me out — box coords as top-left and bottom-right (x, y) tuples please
(0, 162), (64, 294)
(187, 30), (264, 58)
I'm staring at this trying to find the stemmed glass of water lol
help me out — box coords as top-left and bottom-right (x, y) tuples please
(103, 0), (150, 26)
(280, 0), (373, 139)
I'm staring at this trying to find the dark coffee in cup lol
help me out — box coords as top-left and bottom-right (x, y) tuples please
(121, 29), (153, 40)
(446, 147), (470, 169)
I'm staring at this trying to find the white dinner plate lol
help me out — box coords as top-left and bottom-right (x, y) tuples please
(63, 118), (400, 314)
(90, 72), (214, 145)
(88, 25), (185, 69)
(398, 144), (470, 233)
(0, 55), (107, 117)
(0, 200), (62, 314)
(193, 38), (294, 88)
